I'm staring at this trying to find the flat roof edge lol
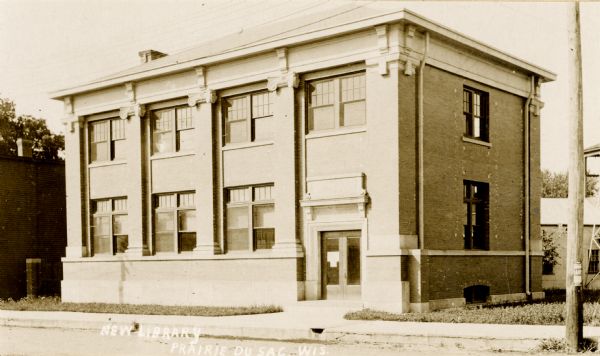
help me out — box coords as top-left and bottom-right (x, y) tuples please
(50, 9), (556, 100)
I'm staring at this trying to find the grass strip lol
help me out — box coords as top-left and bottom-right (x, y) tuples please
(0, 296), (282, 317)
(346, 289), (600, 326)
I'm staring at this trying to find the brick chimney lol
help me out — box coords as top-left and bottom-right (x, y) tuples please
(17, 138), (33, 158)
(138, 49), (167, 64)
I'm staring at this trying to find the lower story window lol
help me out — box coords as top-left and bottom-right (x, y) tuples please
(226, 184), (275, 251)
(589, 249), (599, 274)
(542, 262), (554, 275)
(464, 285), (490, 304)
(91, 197), (128, 255)
(154, 192), (196, 253)
(463, 181), (489, 250)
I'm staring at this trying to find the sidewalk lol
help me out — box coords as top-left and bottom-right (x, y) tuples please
(2, 303), (599, 353)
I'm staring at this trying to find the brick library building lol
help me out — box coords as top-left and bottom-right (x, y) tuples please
(52, 6), (555, 312)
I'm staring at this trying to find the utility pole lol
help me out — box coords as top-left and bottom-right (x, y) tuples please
(565, 0), (585, 352)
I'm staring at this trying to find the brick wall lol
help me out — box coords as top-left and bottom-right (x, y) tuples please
(0, 156), (66, 299)
(428, 256), (524, 300)
(422, 66), (526, 251)
(409, 66), (542, 301)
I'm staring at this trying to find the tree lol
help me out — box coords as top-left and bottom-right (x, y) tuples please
(542, 226), (563, 275)
(541, 169), (598, 198)
(0, 98), (64, 160)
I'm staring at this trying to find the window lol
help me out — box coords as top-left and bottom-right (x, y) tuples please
(307, 72), (366, 132)
(463, 87), (489, 141)
(90, 197), (128, 255)
(463, 181), (489, 250)
(223, 91), (274, 144)
(226, 184), (275, 251)
(542, 262), (554, 275)
(589, 249), (599, 274)
(464, 285), (490, 304)
(89, 118), (126, 162)
(153, 192), (196, 253)
(152, 106), (194, 154)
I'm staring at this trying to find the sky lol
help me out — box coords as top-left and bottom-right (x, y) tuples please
(0, 0), (598, 172)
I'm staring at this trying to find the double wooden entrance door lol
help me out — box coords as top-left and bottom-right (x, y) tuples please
(321, 230), (361, 300)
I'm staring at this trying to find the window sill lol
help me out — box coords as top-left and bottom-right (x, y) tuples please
(462, 136), (492, 148)
(222, 140), (274, 151)
(88, 160), (127, 168)
(150, 151), (195, 161)
(62, 249), (297, 262)
(306, 126), (366, 140)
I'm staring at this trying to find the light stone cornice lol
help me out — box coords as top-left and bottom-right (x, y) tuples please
(50, 9), (555, 100)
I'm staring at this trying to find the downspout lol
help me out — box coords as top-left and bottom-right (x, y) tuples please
(418, 31), (430, 249)
(524, 76), (535, 297)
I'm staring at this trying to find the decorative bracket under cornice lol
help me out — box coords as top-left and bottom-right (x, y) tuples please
(125, 82), (135, 102)
(195, 66), (207, 89)
(119, 104), (146, 120)
(61, 115), (84, 133)
(404, 25), (416, 56)
(61, 96), (81, 133)
(187, 88), (217, 107)
(375, 24), (389, 55)
(276, 48), (288, 73)
(370, 24), (421, 76)
(188, 66), (217, 106)
(367, 53), (419, 77)
(63, 96), (73, 115)
(267, 71), (299, 92)
(530, 98), (544, 116)
(266, 47), (298, 92)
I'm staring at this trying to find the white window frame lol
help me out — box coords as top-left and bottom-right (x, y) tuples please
(222, 90), (274, 145)
(463, 87), (489, 142)
(225, 184), (275, 252)
(306, 71), (366, 133)
(153, 191), (196, 254)
(89, 118), (127, 163)
(90, 197), (128, 256)
(151, 106), (194, 155)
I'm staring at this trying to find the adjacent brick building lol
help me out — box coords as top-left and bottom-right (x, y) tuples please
(0, 152), (66, 299)
(51, 5), (555, 311)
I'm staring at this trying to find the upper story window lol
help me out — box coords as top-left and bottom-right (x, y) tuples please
(225, 184), (275, 252)
(463, 181), (489, 250)
(89, 119), (126, 163)
(463, 87), (489, 141)
(154, 192), (196, 253)
(91, 197), (128, 255)
(307, 72), (366, 132)
(152, 106), (194, 154)
(223, 91), (274, 144)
